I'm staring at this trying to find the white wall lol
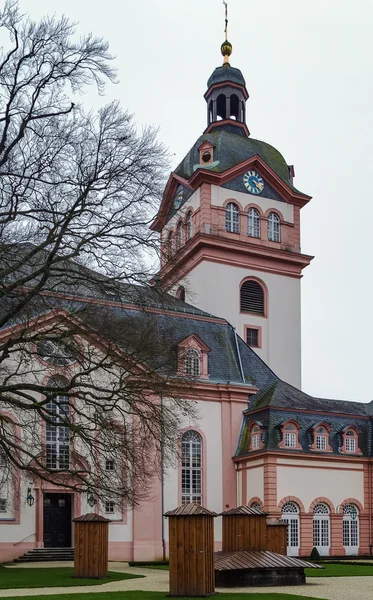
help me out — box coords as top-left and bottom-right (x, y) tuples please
(184, 261), (301, 388)
(246, 466), (264, 504)
(277, 459), (364, 511)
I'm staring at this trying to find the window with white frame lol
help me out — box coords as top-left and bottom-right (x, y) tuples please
(45, 383), (70, 470)
(268, 212), (280, 242)
(345, 430), (356, 452)
(105, 501), (115, 514)
(313, 503), (330, 554)
(283, 424), (297, 448)
(225, 202), (239, 233)
(185, 349), (200, 377)
(0, 452), (6, 467)
(315, 426), (328, 450)
(0, 498), (6, 513)
(248, 208), (260, 238)
(343, 504), (359, 553)
(177, 221), (183, 250)
(251, 425), (261, 450)
(181, 431), (202, 505)
(186, 211), (193, 241)
(281, 501), (300, 555)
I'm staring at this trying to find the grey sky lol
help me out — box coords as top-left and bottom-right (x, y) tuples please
(18, 0), (373, 402)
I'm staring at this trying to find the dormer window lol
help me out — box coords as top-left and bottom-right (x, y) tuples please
(279, 421), (301, 450)
(250, 423), (263, 451)
(310, 424), (332, 452)
(178, 334), (210, 380)
(198, 141), (214, 165)
(185, 349), (200, 377)
(343, 428), (360, 454)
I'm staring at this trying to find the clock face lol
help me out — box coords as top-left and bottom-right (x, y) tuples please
(243, 170), (264, 195)
(173, 188), (183, 209)
(36, 338), (77, 366)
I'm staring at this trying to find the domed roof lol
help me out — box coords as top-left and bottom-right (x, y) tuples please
(207, 65), (246, 89)
(175, 129), (300, 192)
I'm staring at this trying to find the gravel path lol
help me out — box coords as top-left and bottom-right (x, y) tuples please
(2, 562), (373, 599)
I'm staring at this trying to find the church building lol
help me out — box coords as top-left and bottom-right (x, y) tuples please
(0, 31), (372, 563)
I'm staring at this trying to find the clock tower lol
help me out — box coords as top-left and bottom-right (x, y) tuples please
(151, 35), (313, 389)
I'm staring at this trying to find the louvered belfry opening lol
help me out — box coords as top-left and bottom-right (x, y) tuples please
(240, 280), (265, 315)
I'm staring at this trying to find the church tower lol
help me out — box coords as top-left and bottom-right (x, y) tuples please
(151, 21), (313, 389)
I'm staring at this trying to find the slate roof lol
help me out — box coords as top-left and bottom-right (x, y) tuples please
(207, 65), (246, 88)
(175, 130), (301, 194)
(236, 380), (373, 458)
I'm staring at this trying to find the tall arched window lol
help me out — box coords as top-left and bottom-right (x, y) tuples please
(268, 212), (280, 242)
(181, 431), (202, 505)
(343, 504), (359, 554)
(176, 221), (183, 250)
(185, 349), (200, 377)
(226, 202), (239, 233)
(315, 426), (328, 451)
(281, 501), (300, 556)
(186, 211), (193, 241)
(313, 503), (330, 555)
(167, 230), (174, 257)
(248, 208), (260, 238)
(240, 279), (265, 315)
(45, 378), (70, 470)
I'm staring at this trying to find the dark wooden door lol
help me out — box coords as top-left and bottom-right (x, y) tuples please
(43, 493), (72, 547)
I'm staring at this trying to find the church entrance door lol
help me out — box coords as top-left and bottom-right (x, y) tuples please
(43, 493), (72, 547)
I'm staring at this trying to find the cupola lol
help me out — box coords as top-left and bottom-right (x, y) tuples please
(204, 9), (249, 137)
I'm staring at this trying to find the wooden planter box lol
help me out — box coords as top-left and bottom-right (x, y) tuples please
(73, 513), (111, 579)
(165, 504), (217, 597)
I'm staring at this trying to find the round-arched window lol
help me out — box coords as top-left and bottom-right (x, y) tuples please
(281, 501), (300, 556)
(248, 208), (260, 238)
(181, 431), (202, 505)
(45, 377), (70, 471)
(185, 349), (200, 377)
(343, 504), (359, 553)
(313, 503), (330, 554)
(186, 211), (193, 241)
(268, 212), (280, 242)
(226, 202), (239, 233)
(176, 221), (183, 250)
(240, 280), (265, 315)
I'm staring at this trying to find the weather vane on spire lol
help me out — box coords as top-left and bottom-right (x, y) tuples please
(221, 1), (232, 65)
(223, 1), (228, 41)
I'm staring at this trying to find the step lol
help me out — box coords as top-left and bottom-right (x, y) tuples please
(14, 548), (74, 563)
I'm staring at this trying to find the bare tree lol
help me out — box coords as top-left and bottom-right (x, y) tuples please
(0, 1), (196, 507)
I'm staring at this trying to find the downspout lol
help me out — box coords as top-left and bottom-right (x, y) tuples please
(369, 459), (372, 555)
(234, 327), (245, 383)
(161, 395), (166, 561)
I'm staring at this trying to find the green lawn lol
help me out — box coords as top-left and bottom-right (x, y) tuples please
(0, 567), (143, 589)
(0, 593), (325, 600)
(306, 562), (373, 577)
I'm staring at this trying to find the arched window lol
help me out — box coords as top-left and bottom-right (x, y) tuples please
(313, 503), (330, 555)
(248, 208), (260, 238)
(250, 424), (262, 451)
(186, 211), (193, 241)
(167, 230), (174, 257)
(230, 94), (239, 120)
(344, 429), (359, 453)
(181, 431), (202, 505)
(226, 202), (239, 233)
(240, 280), (265, 315)
(268, 212), (280, 242)
(176, 286), (186, 302)
(216, 93), (227, 120)
(185, 349), (200, 377)
(279, 421), (301, 450)
(45, 378), (70, 470)
(281, 502), (300, 556)
(315, 426), (329, 451)
(176, 221), (183, 250)
(251, 501), (262, 511)
(343, 504), (359, 554)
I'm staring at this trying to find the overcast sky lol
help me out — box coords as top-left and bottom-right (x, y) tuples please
(19, 0), (373, 402)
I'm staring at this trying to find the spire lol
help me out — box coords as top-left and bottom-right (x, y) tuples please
(221, 1), (232, 66)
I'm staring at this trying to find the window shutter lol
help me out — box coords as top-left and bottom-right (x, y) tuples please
(240, 281), (265, 315)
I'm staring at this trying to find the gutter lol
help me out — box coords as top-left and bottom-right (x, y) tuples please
(233, 327), (245, 383)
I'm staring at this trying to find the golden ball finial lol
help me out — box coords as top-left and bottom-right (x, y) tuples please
(221, 40), (232, 65)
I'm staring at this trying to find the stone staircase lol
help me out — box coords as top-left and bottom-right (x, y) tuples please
(14, 547), (74, 563)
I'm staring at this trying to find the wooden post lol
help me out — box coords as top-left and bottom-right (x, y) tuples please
(221, 505), (268, 552)
(165, 503), (217, 597)
(266, 518), (287, 555)
(72, 513), (111, 578)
